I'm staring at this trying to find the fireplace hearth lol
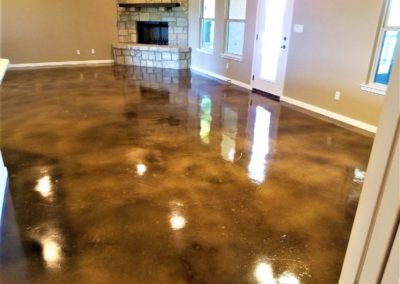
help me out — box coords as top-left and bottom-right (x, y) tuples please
(137, 21), (169, 45)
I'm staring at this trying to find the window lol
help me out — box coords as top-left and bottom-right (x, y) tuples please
(363, 0), (399, 94)
(224, 0), (247, 58)
(200, 0), (216, 51)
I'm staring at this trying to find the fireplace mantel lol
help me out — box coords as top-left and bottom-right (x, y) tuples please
(117, 1), (180, 9)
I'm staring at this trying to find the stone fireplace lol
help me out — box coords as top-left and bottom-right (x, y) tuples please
(112, 0), (191, 70)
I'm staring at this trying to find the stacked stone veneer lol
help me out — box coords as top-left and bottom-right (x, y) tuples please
(113, 0), (191, 69)
(113, 43), (191, 69)
(117, 0), (188, 46)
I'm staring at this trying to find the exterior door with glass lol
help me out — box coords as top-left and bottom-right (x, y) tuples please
(252, 0), (294, 97)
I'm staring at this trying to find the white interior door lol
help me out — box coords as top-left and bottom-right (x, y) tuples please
(252, 0), (294, 97)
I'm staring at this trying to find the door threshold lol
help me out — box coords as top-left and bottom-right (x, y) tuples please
(252, 88), (281, 102)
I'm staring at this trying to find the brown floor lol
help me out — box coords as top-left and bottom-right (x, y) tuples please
(0, 66), (373, 284)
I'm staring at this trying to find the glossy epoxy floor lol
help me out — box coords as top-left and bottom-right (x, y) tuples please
(0, 66), (373, 284)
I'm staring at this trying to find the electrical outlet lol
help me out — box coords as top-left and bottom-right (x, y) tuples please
(91, 49), (96, 55)
(76, 49), (81, 55)
(335, 91), (341, 101)
(226, 63), (229, 69)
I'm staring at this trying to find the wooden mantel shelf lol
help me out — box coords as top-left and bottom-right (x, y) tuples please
(117, 1), (180, 8)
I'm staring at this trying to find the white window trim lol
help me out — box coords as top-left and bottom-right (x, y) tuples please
(360, 83), (387, 96)
(220, 52), (243, 61)
(197, 48), (214, 55)
(361, 0), (399, 95)
(223, 0), (247, 59)
(199, 0), (215, 52)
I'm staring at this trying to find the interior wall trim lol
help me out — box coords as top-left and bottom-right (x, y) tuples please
(190, 65), (252, 90)
(9, 60), (114, 69)
(281, 96), (378, 133)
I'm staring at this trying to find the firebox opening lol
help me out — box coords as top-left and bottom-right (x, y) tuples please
(137, 21), (169, 45)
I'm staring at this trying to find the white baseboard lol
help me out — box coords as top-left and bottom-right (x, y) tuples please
(190, 65), (252, 90)
(9, 59), (114, 69)
(281, 96), (378, 133)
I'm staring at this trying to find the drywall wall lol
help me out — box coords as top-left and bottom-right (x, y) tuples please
(284, 0), (385, 126)
(188, 0), (386, 126)
(1, 0), (118, 63)
(188, 0), (257, 86)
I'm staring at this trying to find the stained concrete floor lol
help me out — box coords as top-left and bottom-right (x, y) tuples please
(0, 66), (373, 284)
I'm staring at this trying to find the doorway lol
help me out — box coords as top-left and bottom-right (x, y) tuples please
(252, 0), (294, 98)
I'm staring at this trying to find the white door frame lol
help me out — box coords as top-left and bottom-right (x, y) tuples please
(339, 51), (399, 283)
(250, 0), (294, 98)
(250, 0), (261, 89)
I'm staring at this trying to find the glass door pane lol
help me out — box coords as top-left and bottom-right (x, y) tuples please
(260, 0), (287, 81)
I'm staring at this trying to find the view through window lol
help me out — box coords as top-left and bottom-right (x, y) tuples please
(200, 0), (216, 50)
(373, 0), (400, 86)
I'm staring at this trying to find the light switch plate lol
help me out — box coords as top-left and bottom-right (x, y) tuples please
(294, 24), (304, 33)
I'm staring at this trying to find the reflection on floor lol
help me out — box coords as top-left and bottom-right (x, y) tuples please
(0, 66), (373, 283)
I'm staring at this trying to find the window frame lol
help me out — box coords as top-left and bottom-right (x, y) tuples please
(222, 0), (247, 60)
(362, 0), (400, 95)
(199, 0), (216, 53)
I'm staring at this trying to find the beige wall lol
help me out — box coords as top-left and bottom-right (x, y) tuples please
(188, 0), (257, 85)
(1, 0), (118, 63)
(189, 0), (386, 126)
(285, 0), (385, 126)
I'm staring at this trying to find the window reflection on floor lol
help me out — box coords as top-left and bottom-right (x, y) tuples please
(221, 106), (238, 162)
(199, 95), (212, 144)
